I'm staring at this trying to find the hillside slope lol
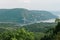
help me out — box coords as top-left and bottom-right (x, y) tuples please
(0, 8), (58, 24)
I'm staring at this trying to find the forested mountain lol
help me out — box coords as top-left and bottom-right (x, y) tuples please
(0, 8), (58, 24)
(0, 22), (57, 40)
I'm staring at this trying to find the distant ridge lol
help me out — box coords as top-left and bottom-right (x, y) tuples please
(0, 8), (58, 24)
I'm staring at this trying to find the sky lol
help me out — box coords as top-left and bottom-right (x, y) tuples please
(0, 0), (60, 11)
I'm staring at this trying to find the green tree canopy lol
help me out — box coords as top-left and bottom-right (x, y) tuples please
(0, 28), (35, 40)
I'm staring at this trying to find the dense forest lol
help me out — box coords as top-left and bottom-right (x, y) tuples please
(0, 8), (58, 24)
(41, 22), (60, 40)
(0, 21), (60, 40)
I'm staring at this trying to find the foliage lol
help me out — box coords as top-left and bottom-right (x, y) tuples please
(0, 22), (58, 40)
(41, 22), (60, 40)
(23, 23), (56, 32)
(55, 18), (60, 23)
(0, 28), (35, 40)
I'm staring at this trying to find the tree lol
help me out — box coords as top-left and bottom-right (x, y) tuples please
(55, 18), (60, 23)
(0, 28), (35, 40)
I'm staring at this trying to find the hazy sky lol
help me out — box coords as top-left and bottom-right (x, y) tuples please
(0, 0), (60, 11)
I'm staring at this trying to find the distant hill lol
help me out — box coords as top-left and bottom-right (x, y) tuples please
(0, 8), (58, 24)
(51, 11), (60, 17)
